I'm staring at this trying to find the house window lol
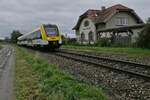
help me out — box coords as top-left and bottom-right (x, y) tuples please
(116, 17), (128, 26)
(81, 32), (85, 41)
(84, 20), (89, 27)
(88, 31), (94, 41)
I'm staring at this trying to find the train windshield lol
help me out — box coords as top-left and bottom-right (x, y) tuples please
(45, 27), (58, 36)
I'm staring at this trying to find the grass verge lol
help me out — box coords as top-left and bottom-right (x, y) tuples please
(15, 47), (106, 100)
(15, 48), (46, 100)
(62, 45), (150, 57)
(0, 44), (2, 49)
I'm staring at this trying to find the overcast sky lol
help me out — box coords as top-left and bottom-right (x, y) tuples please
(0, 0), (149, 38)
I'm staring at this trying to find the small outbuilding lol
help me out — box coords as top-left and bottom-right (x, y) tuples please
(73, 4), (145, 45)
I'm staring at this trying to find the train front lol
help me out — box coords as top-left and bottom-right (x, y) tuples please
(43, 24), (62, 49)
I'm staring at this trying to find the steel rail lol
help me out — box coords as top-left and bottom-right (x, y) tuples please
(60, 49), (150, 69)
(55, 51), (150, 81)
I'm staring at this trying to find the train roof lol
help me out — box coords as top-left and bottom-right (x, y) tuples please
(18, 27), (40, 40)
(17, 24), (58, 40)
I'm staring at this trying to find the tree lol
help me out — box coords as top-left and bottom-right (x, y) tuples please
(11, 30), (22, 43)
(137, 24), (150, 48)
(146, 17), (150, 23)
(5, 37), (11, 43)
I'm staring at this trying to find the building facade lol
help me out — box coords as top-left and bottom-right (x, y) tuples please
(73, 4), (145, 45)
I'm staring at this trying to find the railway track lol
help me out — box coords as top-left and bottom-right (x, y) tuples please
(54, 49), (150, 81)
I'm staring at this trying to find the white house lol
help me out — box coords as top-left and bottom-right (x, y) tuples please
(73, 4), (145, 45)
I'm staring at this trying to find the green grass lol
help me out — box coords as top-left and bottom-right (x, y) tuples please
(15, 47), (106, 100)
(62, 45), (150, 57)
(0, 43), (2, 49)
(15, 48), (46, 100)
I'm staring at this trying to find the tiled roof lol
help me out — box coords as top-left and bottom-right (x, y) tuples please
(73, 4), (144, 30)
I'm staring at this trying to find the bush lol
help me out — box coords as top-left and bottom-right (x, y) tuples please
(111, 42), (131, 47)
(137, 24), (150, 48)
(95, 38), (111, 47)
(62, 38), (77, 45)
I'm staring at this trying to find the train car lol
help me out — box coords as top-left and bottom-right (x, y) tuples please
(17, 24), (62, 49)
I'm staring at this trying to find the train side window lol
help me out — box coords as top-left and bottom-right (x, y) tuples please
(31, 32), (35, 39)
(34, 32), (37, 39)
(37, 31), (41, 39)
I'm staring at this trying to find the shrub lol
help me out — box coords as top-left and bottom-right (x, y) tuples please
(95, 38), (111, 47)
(111, 42), (131, 47)
(137, 24), (150, 48)
(62, 38), (77, 45)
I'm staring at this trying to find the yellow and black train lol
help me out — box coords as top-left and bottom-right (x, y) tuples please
(17, 24), (62, 49)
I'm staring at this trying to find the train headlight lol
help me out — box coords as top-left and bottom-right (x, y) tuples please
(58, 40), (62, 44)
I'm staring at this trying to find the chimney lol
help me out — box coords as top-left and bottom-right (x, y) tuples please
(101, 6), (106, 11)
